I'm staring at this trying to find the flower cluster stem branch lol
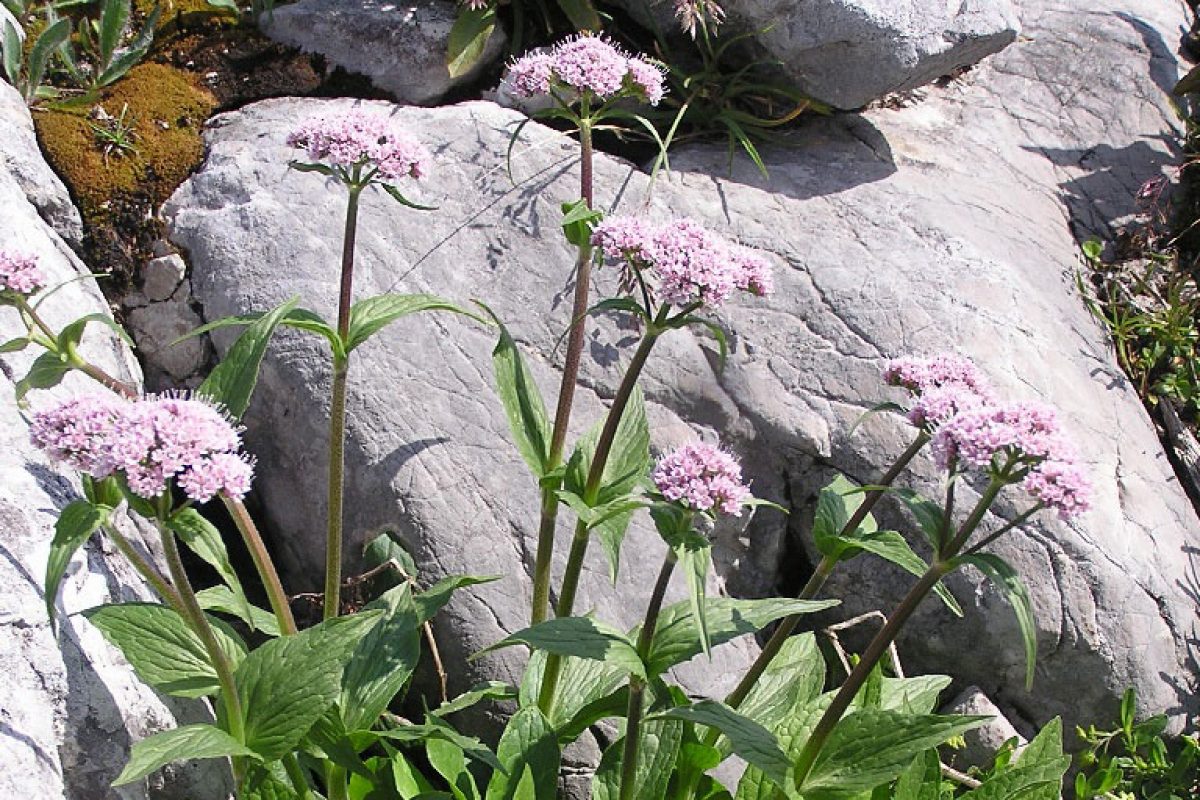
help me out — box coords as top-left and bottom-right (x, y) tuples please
(324, 186), (362, 621)
(531, 118), (595, 626)
(104, 522), (185, 613)
(618, 550), (676, 800)
(224, 495), (298, 635)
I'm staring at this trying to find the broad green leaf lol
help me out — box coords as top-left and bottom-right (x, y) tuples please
(238, 611), (382, 760)
(85, 603), (246, 698)
(428, 737), (481, 800)
(45, 499), (108, 624)
(735, 695), (831, 800)
(306, 711), (374, 780)
(413, 574), (499, 624)
(561, 198), (603, 247)
(518, 650), (627, 734)
(113, 723), (256, 785)
(195, 585), (280, 637)
(26, 18), (70, 98)
(432, 681), (518, 719)
(812, 475), (874, 559)
(485, 707), (558, 800)
(97, 0), (128, 64)
(878, 675), (952, 715)
(889, 488), (947, 552)
(488, 311), (552, 477)
(56, 312), (133, 352)
(341, 583), (422, 731)
(955, 553), (1038, 690)
(738, 634), (825, 730)
(374, 714), (503, 773)
(591, 718), (683, 800)
(955, 718), (1068, 800)
(446, 5), (495, 79)
(556, 0), (600, 31)
(654, 702), (792, 792)
(345, 293), (471, 353)
(802, 710), (989, 799)
(177, 307), (339, 356)
(243, 762), (302, 800)
(1017, 717), (1062, 767)
(199, 296), (299, 419)
(167, 508), (253, 631)
(893, 750), (942, 800)
(482, 616), (645, 679)
(851, 531), (962, 617)
(363, 530), (418, 578)
(646, 597), (838, 676)
(16, 350), (70, 402)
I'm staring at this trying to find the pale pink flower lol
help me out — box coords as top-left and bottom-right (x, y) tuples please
(653, 442), (751, 516)
(883, 354), (996, 429)
(504, 35), (665, 106)
(1022, 453), (1092, 519)
(0, 250), (47, 296)
(287, 108), (431, 183)
(29, 395), (126, 477)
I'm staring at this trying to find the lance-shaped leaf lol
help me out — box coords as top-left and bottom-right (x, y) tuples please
(479, 616), (645, 679)
(413, 574), (500, 624)
(958, 718), (1069, 800)
(446, 4), (496, 78)
(653, 702), (792, 794)
(375, 714), (504, 773)
(345, 293), (472, 353)
(735, 695), (831, 800)
(113, 724), (257, 785)
(560, 198), (603, 247)
(591, 717), (683, 800)
(195, 585), (280, 638)
(954, 552), (1039, 690)
(199, 296), (299, 419)
(45, 499), (109, 624)
(340, 582), (422, 731)
(674, 529), (712, 658)
(518, 650), (627, 736)
(486, 309), (552, 478)
(57, 312), (133, 352)
(16, 350), (71, 402)
(178, 307), (340, 358)
(167, 508), (254, 630)
(849, 531), (962, 617)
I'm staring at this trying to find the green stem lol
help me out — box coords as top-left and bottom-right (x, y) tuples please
(618, 551), (677, 800)
(223, 495), (298, 635)
(962, 504), (1043, 557)
(531, 117), (595, 626)
(326, 764), (348, 800)
(104, 522), (185, 613)
(283, 755), (312, 800)
(158, 520), (246, 782)
(790, 478), (1005, 790)
(19, 298), (139, 398)
(325, 186), (361, 621)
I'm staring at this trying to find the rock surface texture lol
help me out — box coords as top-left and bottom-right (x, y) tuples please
(261, 0), (506, 106)
(611, 0), (1021, 109)
(163, 0), (1200, 745)
(0, 80), (230, 800)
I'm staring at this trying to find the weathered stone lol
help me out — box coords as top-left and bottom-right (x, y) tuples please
(0, 81), (83, 246)
(943, 686), (1026, 770)
(141, 254), (187, 302)
(611, 0), (1019, 110)
(163, 0), (1198, 748)
(126, 297), (212, 389)
(261, 0), (507, 106)
(0, 135), (230, 797)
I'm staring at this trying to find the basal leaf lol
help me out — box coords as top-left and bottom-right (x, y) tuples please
(485, 707), (558, 800)
(591, 718), (682, 800)
(113, 723), (256, 785)
(341, 583), (422, 731)
(654, 702), (791, 792)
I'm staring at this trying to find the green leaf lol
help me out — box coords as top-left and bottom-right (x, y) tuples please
(555, 0), (600, 31)
(238, 611), (382, 760)
(341, 583), (422, 731)
(679, 316), (728, 369)
(738, 634), (825, 730)
(485, 707), (558, 800)
(560, 198), (603, 248)
(851, 531), (961, 617)
(735, 695), (831, 800)
(812, 475), (874, 558)
(2, 19), (20, 87)
(428, 737), (482, 800)
(954, 553), (1038, 690)
(95, 3), (158, 87)
(45, 499), (108, 624)
(888, 488), (947, 552)
(481, 616), (645, 679)
(97, 0), (128, 65)
(379, 182), (438, 210)
(363, 530), (419, 578)
(446, 5), (495, 79)
(56, 312), (134, 351)
(646, 596), (838, 676)
(486, 309), (552, 478)
(374, 714), (504, 774)
(195, 585), (280, 637)
(26, 18), (70, 99)
(518, 650), (627, 735)
(345, 293), (470, 353)
(85, 602), (246, 698)
(953, 718), (1069, 800)
(413, 574), (499, 624)
(802, 710), (989, 799)
(432, 681), (518, 719)
(674, 530), (712, 658)
(878, 675), (952, 715)
(0, 336), (30, 353)
(16, 350), (71, 402)
(178, 307), (340, 357)
(166, 508), (254, 631)
(199, 296), (299, 419)
(591, 718), (683, 800)
(893, 750), (942, 800)
(654, 702), (792, 792)
(113, 723), (256, 785)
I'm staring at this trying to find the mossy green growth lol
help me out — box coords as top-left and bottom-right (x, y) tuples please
(135, 0), (239, 30)
(34, 62), (217, 229)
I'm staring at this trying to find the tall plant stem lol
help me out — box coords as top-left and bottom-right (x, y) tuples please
(789, 478), (1004, 790)
(537, 328), (660, 713)
(224, 495), (298, 635)
(104, 522), (185, 613)
(324, 186), (362, 621)
(719, 432), (931, 714)
(618, 551), (676, 800)
(531, 117), (595, 626)
(158, 520), (246, 781)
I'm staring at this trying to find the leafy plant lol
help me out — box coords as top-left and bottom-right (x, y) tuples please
(1074, 688), (1200, 800)
(1, 14), (71, 104)
(48, 0), (160, 94)
(90, 100), (139, 161)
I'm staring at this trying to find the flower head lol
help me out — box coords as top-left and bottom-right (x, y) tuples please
(591, 215), (774, 309)
(653, 442), (752, 516)
(883, 354), (995, 429)
(504, 35), (665, 107)
(287, 108), (431, 183)
(0, 250), (47, 296)
(1022, 452), (1092, 519)
(30, 394), (126, 477)
(675, 0), (725, 37)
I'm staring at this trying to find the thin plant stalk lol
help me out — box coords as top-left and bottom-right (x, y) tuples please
(789, 477), (1005, 790)
(103, 521), (185, 613)
(224, 494), (298, 635)
(324, 184), (363, 621)
(618, 550), (677, 800)
(18, 298), (139, 398)
(531, 112), (595, 626)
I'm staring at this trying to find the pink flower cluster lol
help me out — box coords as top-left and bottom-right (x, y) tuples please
(591, 216), (773, 308)
(505, 35), (665, 106)
(0, 249), (47, 296)
(30, 393), (255, 503)
(653, 443), (751, 516)
(287, 108), (431, 183)
(883, 354), (995, 429)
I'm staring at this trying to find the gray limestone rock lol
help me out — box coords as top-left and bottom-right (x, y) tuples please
(943, 686), (1026, 770)
(141, 254), (187, 302)
(162, 0), (1199, 749)
(612, 0), (1020, 110)
(261, 0), (507, 106)
(126, 296), (212, 390)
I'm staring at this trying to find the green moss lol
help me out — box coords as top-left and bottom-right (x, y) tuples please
(135, 0), (239, 30)
(34, 62), (217, 229)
